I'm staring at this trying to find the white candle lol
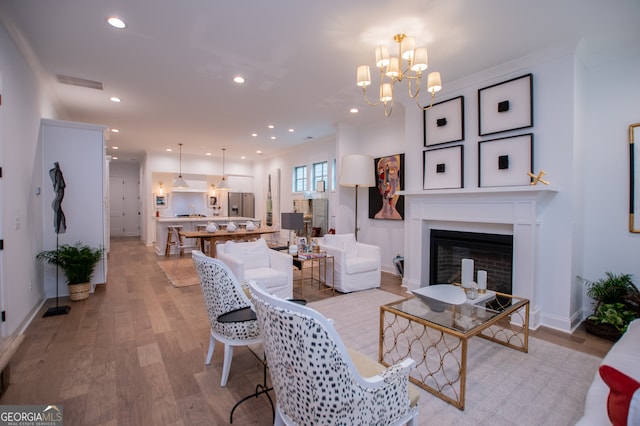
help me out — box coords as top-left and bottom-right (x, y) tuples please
(477, 270), (487, 293)
(461, 259), (474, 288)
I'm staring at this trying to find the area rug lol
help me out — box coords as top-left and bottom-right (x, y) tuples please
(157, 258), (199, 287)
(309, 289), (602, 426)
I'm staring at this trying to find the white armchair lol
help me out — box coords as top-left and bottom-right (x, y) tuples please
(318, 233), (381, 293)
(216, 238), (293, 299)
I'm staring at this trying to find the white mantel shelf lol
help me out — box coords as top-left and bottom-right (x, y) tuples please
(400, 185), (559, 199)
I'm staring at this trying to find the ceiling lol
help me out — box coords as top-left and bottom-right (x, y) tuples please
(1, 0), (638, 164)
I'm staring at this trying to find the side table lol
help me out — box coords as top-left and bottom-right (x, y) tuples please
(291, 254), (335, 298)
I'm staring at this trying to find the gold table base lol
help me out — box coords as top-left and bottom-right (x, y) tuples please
(379, 294), (529, 410)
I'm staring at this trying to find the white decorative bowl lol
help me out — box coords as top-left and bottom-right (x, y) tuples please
(411, 285), (467, 311)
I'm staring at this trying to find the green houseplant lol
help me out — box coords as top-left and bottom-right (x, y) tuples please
(582, 272), (640, 340)
(37, 242), (104, 301)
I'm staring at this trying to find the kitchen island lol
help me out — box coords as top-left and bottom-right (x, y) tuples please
(153, 216), (267, 256)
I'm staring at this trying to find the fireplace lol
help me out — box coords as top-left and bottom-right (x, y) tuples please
(401, 186), (557, 329)
(429, 229), (513, 294)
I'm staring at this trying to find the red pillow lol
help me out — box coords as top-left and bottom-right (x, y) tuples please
(599, 364), (640, 426)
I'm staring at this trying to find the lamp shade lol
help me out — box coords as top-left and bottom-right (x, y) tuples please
(281, 212), (304, 231)
(340, 154), (375, 187)
(173, 175), (188, 188)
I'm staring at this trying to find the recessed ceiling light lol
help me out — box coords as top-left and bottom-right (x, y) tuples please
(112, 146), (119, 150)
(288, 128), (294, 132)
(110, 96), (121, 103)
(112, 156), (119, 160)
(350, 108), (359, 113)
(251, 133), (258, 137)
(256, 150), (263, 154)
(206, 152), (212, 156)
(268, 125), (274, 129)
(106, 17), (126, 29)
(166, 148), (173, 152)
(111, 128), (120, 133)
(270, 136), (276, 140)
(233, 75), (245, 84)
(241, 156), (246, 159)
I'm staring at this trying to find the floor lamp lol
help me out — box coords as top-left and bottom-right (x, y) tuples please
(340, 154), (375, 240)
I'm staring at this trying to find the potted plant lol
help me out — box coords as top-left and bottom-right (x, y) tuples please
(37, 242), (104, 301)
(582, 272), (640, 341)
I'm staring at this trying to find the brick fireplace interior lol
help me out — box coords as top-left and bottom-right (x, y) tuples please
(429, 229), (513, 294)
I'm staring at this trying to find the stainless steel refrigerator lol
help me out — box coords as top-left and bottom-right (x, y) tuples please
(228, 192), (255, 218)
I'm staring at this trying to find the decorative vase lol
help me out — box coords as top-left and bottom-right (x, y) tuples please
(68, 283), (90, 301)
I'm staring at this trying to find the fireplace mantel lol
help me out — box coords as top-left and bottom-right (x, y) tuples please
(400, 185), (558, 201)
(401, 185), (559, 329)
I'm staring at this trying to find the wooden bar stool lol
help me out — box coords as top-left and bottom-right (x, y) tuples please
(165, 225), (184, 256)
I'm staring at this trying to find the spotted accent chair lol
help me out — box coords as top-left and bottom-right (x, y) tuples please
(248, 281), (419, 426)
(192, 250), (261, 387)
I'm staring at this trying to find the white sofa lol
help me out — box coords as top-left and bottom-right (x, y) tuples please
(216, 238), (293, 299)
(318, 233), (381, 293)
(576, 318), (640, 426)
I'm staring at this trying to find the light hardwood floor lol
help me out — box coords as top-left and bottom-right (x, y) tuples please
(1, 237), (612, 425)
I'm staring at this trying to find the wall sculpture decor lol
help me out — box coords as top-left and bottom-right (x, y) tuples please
(478, 133), (533, 187)
(424, 96), (465, 146)
(478, 73), (533, 136)
(423, 145), (464, 190)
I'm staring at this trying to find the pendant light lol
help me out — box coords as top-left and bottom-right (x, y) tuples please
(217, 148), (231, 190)
(173, 143), (188, 188)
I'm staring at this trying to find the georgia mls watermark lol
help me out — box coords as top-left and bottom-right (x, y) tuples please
(0, 405), (63, 426)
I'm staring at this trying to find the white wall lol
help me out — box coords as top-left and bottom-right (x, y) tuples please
(581, 41), (640, 309)
(0, 23), (57, 335)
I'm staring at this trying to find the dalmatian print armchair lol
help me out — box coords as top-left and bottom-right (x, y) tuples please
(249, 281), (419, 426)
(192, 250), (262, 387)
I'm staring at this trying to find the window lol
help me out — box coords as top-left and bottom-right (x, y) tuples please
(312, 161), (328, 192)
(293, 165), (307, 192)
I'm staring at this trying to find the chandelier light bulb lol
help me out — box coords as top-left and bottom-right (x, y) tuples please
(375, 45), (390, 68)
(385, 57), (400, 78)
(411, 47), (429, 72)
(427, 72), (442, 93)
(401, 36), (415, 60)
(356, 65), (371, 87)
(380, 83), (393, 103)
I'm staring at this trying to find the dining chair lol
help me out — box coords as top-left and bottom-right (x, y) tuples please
(192, 250), (262, 386)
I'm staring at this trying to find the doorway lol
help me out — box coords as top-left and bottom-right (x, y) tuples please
(109, 162), (140, 237)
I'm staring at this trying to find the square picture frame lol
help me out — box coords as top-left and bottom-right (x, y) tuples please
(154, 193), (168, 209)
(478, 73), (533, 136)
(423, 145), (464, 190)
(207, 194), (218, 208)
(424, 96), (465, 146)
(478, 133), (534, 187)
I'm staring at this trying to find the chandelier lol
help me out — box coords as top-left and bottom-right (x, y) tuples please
(356, 33), (442, 116)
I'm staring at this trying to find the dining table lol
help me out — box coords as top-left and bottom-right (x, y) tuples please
(179, 227), (277, 257)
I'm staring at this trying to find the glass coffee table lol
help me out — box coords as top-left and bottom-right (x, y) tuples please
(379, 289), (529, 410)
